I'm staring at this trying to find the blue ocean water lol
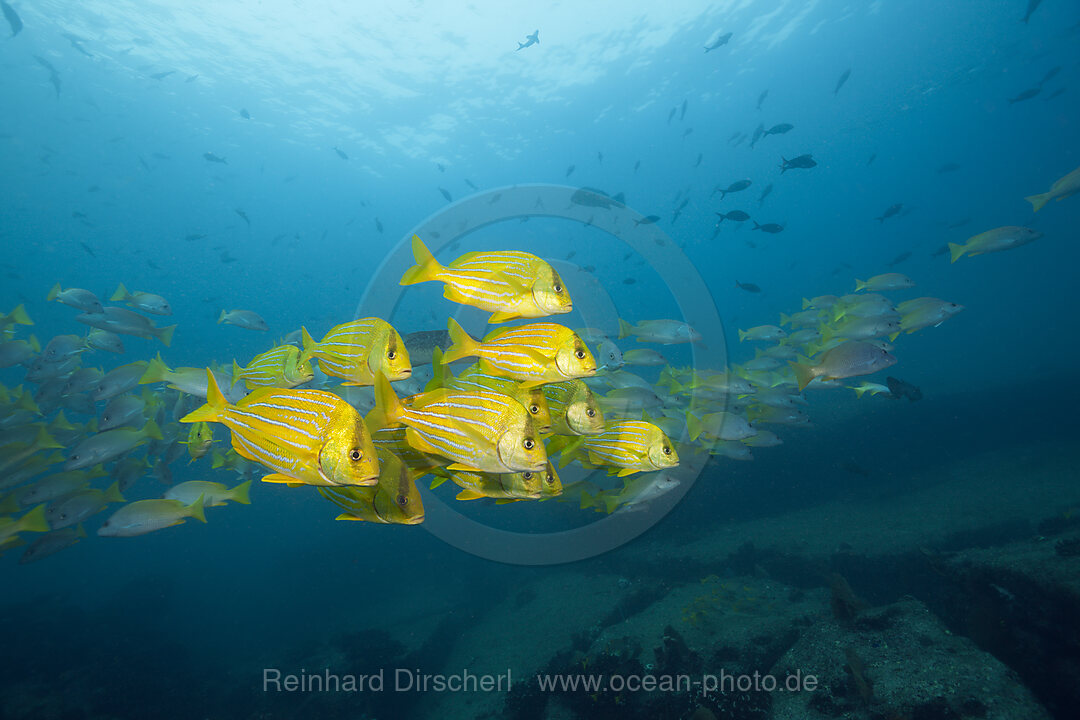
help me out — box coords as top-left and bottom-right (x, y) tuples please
(2, 1), (1079, 719)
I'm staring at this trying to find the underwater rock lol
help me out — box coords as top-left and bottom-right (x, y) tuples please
(769, 597), (1051, 719)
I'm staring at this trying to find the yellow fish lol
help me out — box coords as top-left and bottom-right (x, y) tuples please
(317, 448), (424, 524)
(558, 420), (678, 477)
(1025, 165), (1080, 212)
(443, 318), (595, 388)
(541, 379), (605, 435)
(369, 372), (547, 474)
(371, 424), (450, 476)
(183, 422), (214, 461)
(232, 344), (314, 389)
(181, 370), (379, 487)
(300, 318), (411, 386)
(433, 465), (545, 501)
(399, 235), (572, 323)
(429, 350), (552, 433)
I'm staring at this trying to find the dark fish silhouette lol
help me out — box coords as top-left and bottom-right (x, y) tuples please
(704, 32), (732, 52)
(667, 107), (676, 123)
(682, 127), (693, 139)
(1021, 0), (1042, 24)
(752, 221), (784, 233)
(735, 280), (761, 293)
(758, 183), (773, 205)
(220, 251), (237, 264)
(876, 204), (903, 223)
(1, 0), (21, 36)
(1045, 88), (1065, 102)
(202, 152), (227, 164)
(633, 160), (640, 173)
(464, 178), (478, 190)
(375, 218), (384, 233)
(571, 187), (624, 209)
(634, 215), (660, 226)
(439, 187), (452, 202)
(34, 56), (61, 98)
(780, 154), (816, 173)
(333, 146), (348, 160)
(867, 153), (877, 166)
(1008, 87), (1041, 104)
(62, 33), (93, 57)
(765, 123), (794, 136)
(78, 242), (95, 257)
(679, 99), (688, 120)
(834, 69), (851, 94)
(436, 163), (445, 172)
(185, 74), (199, 83)
(886, 376), (922, 402)
(516, 30), (539, 51)
(150, 70), (175, 80)
(716, 210), (750, 222)
(239, 108), (250, 119)
(623, 278), (637, 285)
(1039, 66), (1061, 86)
(137, 155), (150, 171)
(565, 164), (575, 177)
(234, 208), (250, 226)
(936, 163), (960, 174)
(715, 179), (751, 199)
(694, 153), (703, 167)
(756, 89), (768, 110)
(184, 233), (207, 241)
(402, 330), (452, 366)
(887, 251), (911, 267)
(597, 151), (603, 163)
(749, 123), (765, 148)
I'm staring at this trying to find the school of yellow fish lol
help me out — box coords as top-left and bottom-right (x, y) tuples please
(1, 162), (1069, 563)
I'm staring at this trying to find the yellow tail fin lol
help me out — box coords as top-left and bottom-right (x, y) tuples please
(157, 325), (177, 347)
(948, 242), (966, 263)
(46, 284), (62, 302)
(103, 481), (125, 504)
(140, 353), (172, 385)
(686, 412), (703, 442)
(230, 480), (252, 505)
(1024, 191), (1050, 213)
(298, 326), (318, 363)
(367, 372), (405, 430)
(217, 310), (228, 324)
(231, 360), (243, 387)
(790, 360), (817, 391)
(617, 318), (634, 340)
(18, 504), (50, 533)
(442, 318), (480, 363)
(110, 283), (129, 302)
(854, 279), (867, 292)
(426, 347), (448, 392)
(180, 370), (228, 424)
(399, 235), (443, 285)
(8, 303), (32, 325)
(142, 418), (164, 442)
(28, 335), (41, 353)
(186, 494), (207, 523)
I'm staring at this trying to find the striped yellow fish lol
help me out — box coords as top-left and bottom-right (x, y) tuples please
(317, 448), (424, 524)
(300, 318), (411, 386)
(231, 344), (313, 389)
(398, 235), (572, 323)
(432, 465), (544, 501)
(443, 318), (595, 388)
(429, 350), (552, 433)
(181, 370), (379, 487)
(368, 372), (547, 474)
(371, 424), (449, 476)
(541, 380), (605, 436)
(559, 420), (678, 477)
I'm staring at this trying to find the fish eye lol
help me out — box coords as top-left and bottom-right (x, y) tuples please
(554, 284), (563, 293)
(387, 350), (396, 360)
(522, 472), (534, 479)
(663, 446), (671, 455)
(397, 494), (408, 506)
(529, 404), (539, 414)
(523, 438), (535, 450)
(349, 449), (362, 461)
(545, 473), (555, 485)
(575, 349), (585, 359)
(586, 408), (596, 417)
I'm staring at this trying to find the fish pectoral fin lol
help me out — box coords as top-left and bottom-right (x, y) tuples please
(455, 488), (485, 501)
(616, 468), (640, 478)
(487, 310), (520, 324)
(446, 462), (484, 473)
(334, 513), (365, 522)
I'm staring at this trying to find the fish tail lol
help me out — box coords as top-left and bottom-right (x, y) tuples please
(143, 418), (164, 441)
(752, 221), (762, 230)
(617, 318), (634, 340)
(686, 412), (703, 441)
(28, 334), (41, 352)
(442, 318), (479, 363)
(103, 481), (125, 504)
(426, 347), (448, 391)
(399, 235), (443, 285)
(109, 282), (129, 302)
(790, 360), (816, 392)
(18, 504), (49, 534)
(230, 480), (253, 505)
(580, 490), (597, 510)
(368, 372), (405, 430)
(601, 494), (619, 514)
(140, 353), (172, 384)
(230, 360), (243, 386)
(947, 242), (966, 263)
(180, 370), (226, 424)
(8, 303), (32, 325)
(33, 427), (63, 450)
(156, 325), (177, 347)
(217, 310), (228, 324)
(854, 279), (867, 292)
(297, 325), (318, 364)
(852, 386), (868, 399)
(187, 494), (208, 523)
(1024, 191), (1050, 213)
(46, 284), (62, 302)
(737, 329), (748, 342)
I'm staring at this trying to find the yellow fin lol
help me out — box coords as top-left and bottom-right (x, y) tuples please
(488, 310), (519, 324)
(1024, 191), (1050, 213)
(186, 494), (207, 523)
(948, 242), (966, 263)
(399, 235), (443, 285)
(229, 480), (252, 504)
(180, 370), (226, 424)
(442, 318), (480, 363)
(260, 473), (301, 484)
(455, 488), (485, 501)
(110, 283), (129, 302)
